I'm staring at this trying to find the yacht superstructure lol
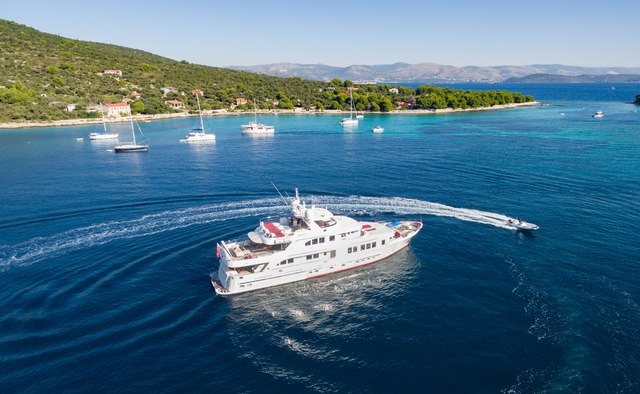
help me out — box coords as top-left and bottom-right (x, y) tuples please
(212, 189), (422, 295)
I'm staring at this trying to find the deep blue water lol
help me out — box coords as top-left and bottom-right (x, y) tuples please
(1, 84), (639, 393)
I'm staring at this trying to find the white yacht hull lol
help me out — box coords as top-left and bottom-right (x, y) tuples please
(89, 133), (119, 140)
(212, 220), (421, 296)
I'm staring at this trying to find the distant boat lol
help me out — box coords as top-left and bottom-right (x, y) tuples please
(371, 126), (384, 133)
(356, 113), (364, 120)
(180, 92), (215, 143)
(75, 137), (84, 141)
(89, 105), (119, 140)
(114, 115), (148, 153)
(506, 218), (539, 232)
(593, 111), (604, 118)
(241, 99), (275, 135)
(341, 88), (358, 126)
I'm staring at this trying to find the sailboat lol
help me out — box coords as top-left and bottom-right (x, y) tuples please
(241, 99), (275, 135)
(89, 104), (119, 140)
(114, 115), (148, 153)
(340, 88), (358, 126)
(180, 92), (215, 143)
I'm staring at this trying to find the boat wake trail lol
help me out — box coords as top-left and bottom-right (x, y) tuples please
(0, 195), (520, 269)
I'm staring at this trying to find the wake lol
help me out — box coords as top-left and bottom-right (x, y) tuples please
(0, 196), (521, 269)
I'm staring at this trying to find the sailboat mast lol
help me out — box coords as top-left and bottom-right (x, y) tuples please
(254, 98), (258, 123)
(196, 93), (204, 131)
(130, 116), (137, 145)
(350, 88), (354, 119)
(100, 103), (107, 132)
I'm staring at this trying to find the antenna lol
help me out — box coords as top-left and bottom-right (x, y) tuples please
(271, 182), (289, 207)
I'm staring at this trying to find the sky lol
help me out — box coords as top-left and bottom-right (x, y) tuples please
(4, 0), (640, 68)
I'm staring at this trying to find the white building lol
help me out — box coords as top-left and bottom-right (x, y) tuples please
(103, 102), (131, 117)
(104, 70), (123, 77)
(389, 88), (399, 94)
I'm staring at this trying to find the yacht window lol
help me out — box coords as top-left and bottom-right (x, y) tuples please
(288, 258), (294, 263)
(361, 245), (365, 251)
(348, 247), (352, 253)
(330, 250), (336, 258)
(312, 239), (318, 245)
(306, 255), (312, 260)
(329, 235), (335, 241)
(305, 240), (311, 246)
(319, 237), (325, 243)
(382, 239), (385, 245)
(313, 253), (319, 258)
(372, 242), (376, 248)
(366, 243), (371, 249)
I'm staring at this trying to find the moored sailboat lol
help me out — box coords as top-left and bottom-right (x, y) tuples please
(114, 115), (148, 153)
(180, 92), (215, 143)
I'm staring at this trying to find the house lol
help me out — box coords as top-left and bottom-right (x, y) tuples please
(122, 97), (133, 104)
(104, 70), (122, 77)
(131, 92), (142, 99)
(161, 87), (178, 94)
(65, 104), (77, 112)
(236, 97), (247, 105)
(396, 101), (411, 108)
(103, 102), (131, 117)
(164, 99), (184, 109)
(39, 93), (48, 98)
(191, 89), (204, 96)
(389, 88), (399, 94)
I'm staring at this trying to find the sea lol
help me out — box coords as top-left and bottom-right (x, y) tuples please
(0, 83), (639, 393)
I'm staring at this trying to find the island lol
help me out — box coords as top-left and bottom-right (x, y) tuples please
(0, 19), (535, 127)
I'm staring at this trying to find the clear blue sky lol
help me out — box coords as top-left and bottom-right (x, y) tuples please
(4, 0), (639, 68)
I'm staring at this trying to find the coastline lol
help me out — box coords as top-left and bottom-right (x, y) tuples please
(0, 102), (539, 130)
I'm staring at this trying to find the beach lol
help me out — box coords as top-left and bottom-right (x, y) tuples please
(0, 102), (539, 129)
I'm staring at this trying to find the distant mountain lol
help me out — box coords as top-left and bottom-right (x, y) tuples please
(505, 74), (640, 83)
(229, 62), (640, 83)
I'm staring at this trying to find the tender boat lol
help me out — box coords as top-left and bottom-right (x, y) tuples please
(114, 116), (148, 153)
(593, 111), (604, 118)
(506, 218), (539, 231)
(180, 92), (215, 143)
(372, 126), (384, 133)
(241, 99), (275, 135)
(341, 88), (359, 126)
(212, 189), (423, 295)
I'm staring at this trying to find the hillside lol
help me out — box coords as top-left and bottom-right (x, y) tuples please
(0, 19), (332, 121)
(0, 20), (534, 123)
(229, 62), (640, 83)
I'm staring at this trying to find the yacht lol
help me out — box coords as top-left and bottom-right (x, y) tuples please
(593, 111), (604, 118)
(180, 93), (215, 143)
(241, 99), (275, 135)
(114, 116), (148, 153)
(372, 126), (384, 133)
(341, 88), (358, 126)
(89, 106), (119, 140)
(211, 189), (423, 295)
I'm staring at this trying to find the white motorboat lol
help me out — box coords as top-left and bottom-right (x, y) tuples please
(506, 218), (539, 231)
(114, 116), (148, 153)
(341, 88), (359, 126)
(89, 106), (119, 140)
(180, 92), (215, 143)
(372, 126), (384, 133)
(212, 189), (423, 295)
(593, 111), (604, 118)
(241, 99), (275, 135)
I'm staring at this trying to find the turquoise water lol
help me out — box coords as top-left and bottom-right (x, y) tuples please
(1, 84), (639, 392)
